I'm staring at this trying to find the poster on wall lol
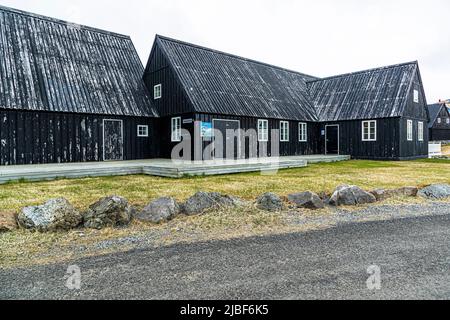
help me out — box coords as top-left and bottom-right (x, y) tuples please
(201, 122), (213, 140)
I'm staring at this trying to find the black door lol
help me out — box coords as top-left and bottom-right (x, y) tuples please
(213, 120), (240, 159)
(103, 120), (124, 161)
(326, 125), (339, 155)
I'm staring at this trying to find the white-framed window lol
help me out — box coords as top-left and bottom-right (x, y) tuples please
(446, 118), (450, 124)
(154, 84), (162, 100)
(418, 121), (424, 142)
(413, 89), (419, 103)
(171, 117), (181, 142)
(407, 120), (413, 141)
(299, 123), (307, 142)
(280, 121), (289, 142)
(362, 120), (377, 141)
(437, 118), (442, 124)
(137, 125), (149, 137)
(258, 119), (269, 142)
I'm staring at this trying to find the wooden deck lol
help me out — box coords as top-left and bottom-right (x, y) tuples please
(0, 155), (350, 184)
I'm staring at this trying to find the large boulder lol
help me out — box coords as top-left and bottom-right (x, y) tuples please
(371, 187), (418, 201)
(288, 192), (324, 210)
(182, 192), (241, 215)
(418, 184), (450, 200)
(17, 198), (82, 232)
(83, 196), (135, 229)
(329, 185), (376, 206)
(257, 193), (283, 212)
(0, 211), (18, 233)
(136, 197), (181, 224)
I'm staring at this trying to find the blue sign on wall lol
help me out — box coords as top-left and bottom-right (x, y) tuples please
(201, 122), (213, 138)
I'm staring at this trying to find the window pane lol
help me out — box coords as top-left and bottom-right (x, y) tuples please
(172, 118), (181, 141)
(259, 120), (268, 141)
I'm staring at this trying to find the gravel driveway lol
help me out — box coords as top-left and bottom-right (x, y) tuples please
(1, 202), (450, 300)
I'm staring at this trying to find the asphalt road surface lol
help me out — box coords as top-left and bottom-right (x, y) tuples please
(2, 214), (450, 300)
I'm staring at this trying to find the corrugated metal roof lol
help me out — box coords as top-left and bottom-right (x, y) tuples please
(0, 5), (157, 117)
(428, 103), (446, 128)
(156, 35), (319, 121)
(307, 62), (418, 122)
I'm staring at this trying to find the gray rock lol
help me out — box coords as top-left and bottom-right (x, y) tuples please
(418, 184), (450, 199)
(288, 192), (325, 210)
(183, 192), (241, 215)
(136, 197), (181, 224)
(84, 196), (135, 229)
(329, 185), (376, 206)
(17, 198), (82, 232)
(257, 193), (283, 212)
(371, 187), (419, 201)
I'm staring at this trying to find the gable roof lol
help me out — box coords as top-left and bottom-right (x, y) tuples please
(154, 35), (319, 121)
(307, 62), (419, 122)
(428, 103), (448, 128)
(0, 5), (157, 117)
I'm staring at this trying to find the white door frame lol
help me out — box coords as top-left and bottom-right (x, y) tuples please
(103, 119), (124, 161)
(325, 124), (340, 155)
(212, 119), (242, 159)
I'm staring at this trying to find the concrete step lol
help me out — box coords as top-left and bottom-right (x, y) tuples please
(0, 155), (349, 184)
(143, 159), (308, 178)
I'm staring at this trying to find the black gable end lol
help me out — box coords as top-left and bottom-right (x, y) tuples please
(143, 36), (196, 117)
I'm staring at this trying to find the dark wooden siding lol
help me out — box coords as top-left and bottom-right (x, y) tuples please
(0, 109), (155, 165)
(399, 118), (428, 159)
(319, 118), (401, 160)
(152, 114), (195, 159)
(143, 43), (194, 117)
(153, 113), (320, 160)
(430, 129), (450, 141)
(403, 72), (428, 120)
(155, 114), (429, 161)
(399, 75), (429, 158)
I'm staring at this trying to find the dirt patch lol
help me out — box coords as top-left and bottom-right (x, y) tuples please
(0, 211), (18, 233)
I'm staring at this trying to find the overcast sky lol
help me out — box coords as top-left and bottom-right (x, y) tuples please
(2, 0), (449, 102)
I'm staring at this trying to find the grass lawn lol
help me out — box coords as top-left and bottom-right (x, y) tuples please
(0, 159), (449, 212)
(1, 158), (450, 268)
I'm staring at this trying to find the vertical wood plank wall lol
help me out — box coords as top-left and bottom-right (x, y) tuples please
(0, 109), (155, 165)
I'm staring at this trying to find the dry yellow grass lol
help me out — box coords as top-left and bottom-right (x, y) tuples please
(442, 144), (450, 156)
(0, 159), (449, 212)
(0, 205), (289, 268)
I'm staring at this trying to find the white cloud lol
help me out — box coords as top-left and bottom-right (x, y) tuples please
(2, 0), (450, 102)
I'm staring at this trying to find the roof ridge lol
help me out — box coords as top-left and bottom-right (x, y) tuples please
(0, 5), (131, 39)
(156, 34), (319, 80)
(307, 61), (418, 83)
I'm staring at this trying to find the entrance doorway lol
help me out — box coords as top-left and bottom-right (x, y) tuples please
(212, 119), (241, 159)
(325, 125), (339, 155)
(103, 119), (124, 161)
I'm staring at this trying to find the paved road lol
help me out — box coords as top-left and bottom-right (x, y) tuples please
(2, 214), (450, 300)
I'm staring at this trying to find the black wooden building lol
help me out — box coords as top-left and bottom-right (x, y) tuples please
(428, 102), (450, 141)
(143, 35), (320, 160)
(144, 35), (429, 161)
(0, 7), (431, 165)
(308, 62), (429, 160)
(0, 6), (158, 165)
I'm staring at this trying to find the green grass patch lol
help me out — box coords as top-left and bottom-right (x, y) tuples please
(0, 160), (449, 212)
